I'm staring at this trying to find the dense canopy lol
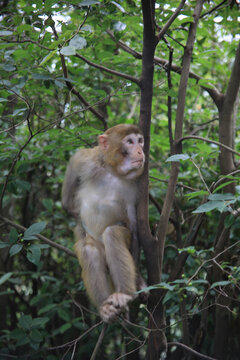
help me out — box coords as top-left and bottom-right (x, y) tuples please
(0, 1), (240, 359)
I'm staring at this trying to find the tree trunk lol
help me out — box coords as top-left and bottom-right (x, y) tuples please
(213, 40), (240, 360)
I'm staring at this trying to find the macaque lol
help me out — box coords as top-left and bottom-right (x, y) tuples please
(62, 124), (145, 323)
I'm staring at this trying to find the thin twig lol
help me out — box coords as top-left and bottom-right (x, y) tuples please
(211, 169), (240, 192)
(190, 158), (211, 193)
(167, 46), (174, 153)
(0, 37), (53, 51)
(107, 30), (223, 106)
(75, 53), (140, 86)
(51, 19), (107, 129)
(179, 135), (240, 157)
(157, 0), (186, 41)
(149, 175), (198, 192)
(47, 321), (103, 350)
(187, 237), (240, 285)
(0, 215), (76, 258)
(168, 342), (217, 360)
(90, 323), (108, 360)
(200, 0), (228, 18)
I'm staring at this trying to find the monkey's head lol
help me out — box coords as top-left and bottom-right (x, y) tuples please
(98, 124), (145, 179)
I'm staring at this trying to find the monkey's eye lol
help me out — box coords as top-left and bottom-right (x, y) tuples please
(138, 137), (143, 144)
(127, 138), (134, 145)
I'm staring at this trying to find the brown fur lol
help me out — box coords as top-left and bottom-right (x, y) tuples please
(62, 124), (145, 322)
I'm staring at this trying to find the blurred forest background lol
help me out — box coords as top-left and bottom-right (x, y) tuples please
(0, 0), (240, 359)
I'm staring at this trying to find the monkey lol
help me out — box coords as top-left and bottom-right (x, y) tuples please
(62, 123), (146, 323)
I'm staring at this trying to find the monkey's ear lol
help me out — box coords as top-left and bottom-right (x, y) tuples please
(98, 134), (109, 151)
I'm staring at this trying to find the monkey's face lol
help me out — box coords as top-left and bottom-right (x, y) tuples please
(117, 133), (145, 178)
(99, 126), (145, 179)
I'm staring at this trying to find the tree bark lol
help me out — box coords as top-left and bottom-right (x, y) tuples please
(213, 40), (240, 360)
(138, 1), (168, 359)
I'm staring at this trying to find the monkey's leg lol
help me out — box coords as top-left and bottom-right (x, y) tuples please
(75, 236), (119, 322)
(102, 225), (136, 312)
(75, 239), (110, 306)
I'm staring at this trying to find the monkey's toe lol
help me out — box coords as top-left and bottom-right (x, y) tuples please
(106, 292), (133, 309)
(100, 293), (133, 322)
(99, 303), (118, 323)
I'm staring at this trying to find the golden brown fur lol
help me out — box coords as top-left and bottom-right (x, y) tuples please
(62, 124), (145, 322)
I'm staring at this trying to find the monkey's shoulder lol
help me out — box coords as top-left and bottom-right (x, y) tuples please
(70, 147), (104, 181)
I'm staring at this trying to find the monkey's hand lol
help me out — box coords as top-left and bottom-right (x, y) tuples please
(99, 292), (133, 323)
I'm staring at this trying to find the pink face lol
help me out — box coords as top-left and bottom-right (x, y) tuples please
(118, 133), (145, 178)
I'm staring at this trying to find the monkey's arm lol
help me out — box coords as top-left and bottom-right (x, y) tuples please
(62, 159), (79, 217)
(62, 149), (88, 217)
(62, 147), (99, 217)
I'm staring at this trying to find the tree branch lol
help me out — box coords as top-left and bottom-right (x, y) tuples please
(157, 0), (186, 41)
(157, 0), (204, 274)
(223, 40), (240, 115)
(0, 215), (76, 258)
(90, 323), (108, 360)
(168, 342), (217, 360)
(179, 135), (240, 157)
(75, 53), (140, 86)
(107, 31), (224, 107)
(51, 21), (107, 129)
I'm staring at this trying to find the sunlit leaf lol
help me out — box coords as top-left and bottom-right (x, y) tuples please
(166, 154), (190, 162)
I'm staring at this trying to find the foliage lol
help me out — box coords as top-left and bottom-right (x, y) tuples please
(0, 0), (239, 359)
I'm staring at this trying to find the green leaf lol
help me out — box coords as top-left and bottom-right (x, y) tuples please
(208, 193), (236, 201)
(210, 280), (231, 289)
(16, 335), (30, 347)
(42, 198), (53, 212)
(137, 282), (175, 293)
(213, 181), (236, 193)
(172, 279), (188, 284)
(59, 322), (72, 334)
(60, 46), (76, 56)
(193, 200), (230, 214)
(9, 243), (23, 256)
(31, 317), (49, 328)
(27, 244), (41, 265)
(191, 279), (209, 285)
(19, 315), (32, 330)
(69, 35), (87, 49)
(0, 272), (13, 285)
(0, 242), (10, 248)
(15, 179), (31, 191)
(13, 108), (27, 116)
(32, 73), (52, 80)
(38, 303), (57, 314)
(166, 154), (190, 162)
(30, 329), (42, 343)
(9, 228), (18, 243)
(185, 190), (209, 200)
(23, 222), (46, 240)
(178, 246), (196, 254)
(3, 64), (16, 72)
(58, 308), (71, 322)
(224, 214), (235, 228)
(136, 285), (158, 293)
(0, 30), (13, 36)
(79, 0), (100, 5)
(198, 79), (216, 89)
(39, 49), (57, 66)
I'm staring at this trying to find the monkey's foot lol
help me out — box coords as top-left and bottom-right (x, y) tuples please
(99, 292), (133, 323)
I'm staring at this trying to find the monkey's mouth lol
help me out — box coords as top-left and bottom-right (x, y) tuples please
(132, 160), (144, 167)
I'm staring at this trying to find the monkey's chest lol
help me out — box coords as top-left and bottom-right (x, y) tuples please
(80, 186), (127, 221)
(79, 177), (136, 238)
